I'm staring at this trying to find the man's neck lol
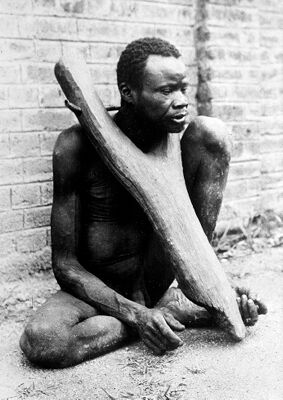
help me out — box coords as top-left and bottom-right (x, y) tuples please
(114, 105), (166, 153)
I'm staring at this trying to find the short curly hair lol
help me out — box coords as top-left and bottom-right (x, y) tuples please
(117, 37), (181, 92)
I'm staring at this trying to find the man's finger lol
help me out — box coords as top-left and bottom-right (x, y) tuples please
(144, 329), (167, 351)
(241, 294), (249, 321)
(143, 337), (164, 355)
(247, 299), (258, 326)
(254, 298), (268, 315)
(156, 318), (183, 347)
(164, 313), (185, 332)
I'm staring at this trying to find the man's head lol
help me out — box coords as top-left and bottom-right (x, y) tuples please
(117, 37), (189, 133)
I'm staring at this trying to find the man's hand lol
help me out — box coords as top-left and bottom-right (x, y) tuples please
(235, 286), (268, 326)
(134, 308), (185, 355)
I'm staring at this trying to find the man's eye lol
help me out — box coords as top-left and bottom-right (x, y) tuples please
(160, 88), (172, 95)
(181, 86), (189, 94)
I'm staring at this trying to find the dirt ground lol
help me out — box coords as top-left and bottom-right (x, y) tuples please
(0, 246), (282, 400)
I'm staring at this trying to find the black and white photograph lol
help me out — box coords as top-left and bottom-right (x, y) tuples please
(0, 0), (282, 399)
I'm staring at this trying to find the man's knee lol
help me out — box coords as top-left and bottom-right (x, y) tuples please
(20, 319), (71, 368)
(194, 116), (232, 161)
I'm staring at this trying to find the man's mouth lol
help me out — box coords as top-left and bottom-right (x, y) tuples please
(170, 114), (187, 123)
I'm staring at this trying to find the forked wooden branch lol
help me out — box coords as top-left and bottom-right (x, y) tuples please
(54, 51), (246, 341)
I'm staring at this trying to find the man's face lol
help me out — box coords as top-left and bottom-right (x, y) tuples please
(131, 55), (189, 133)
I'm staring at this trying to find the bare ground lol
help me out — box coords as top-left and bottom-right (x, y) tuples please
(1, 247), (282, 400)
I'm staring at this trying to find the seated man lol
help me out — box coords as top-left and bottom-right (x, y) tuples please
(20, 37), (267, 368)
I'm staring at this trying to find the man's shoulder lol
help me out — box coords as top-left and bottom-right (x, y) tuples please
(54, 124), (84, 158)
(182, 116), (229, 149)
(186, 116), (226, 137)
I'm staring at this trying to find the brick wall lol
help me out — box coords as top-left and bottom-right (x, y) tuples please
(197, 0), (283, 224)
(0, 0), (282, 266)
(0, 0), (197, 263)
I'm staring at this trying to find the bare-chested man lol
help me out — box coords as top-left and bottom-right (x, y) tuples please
(20, 37), (267, 368)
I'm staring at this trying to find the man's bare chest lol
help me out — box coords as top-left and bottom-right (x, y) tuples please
(81, 156), (147, 225)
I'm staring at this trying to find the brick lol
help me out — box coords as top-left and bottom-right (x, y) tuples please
(0, 0), (32, 14)
(261, 172), (283, 191)
(259, 13), (283, 29)
(58, 0), (85, 14)
(210, 83), (260, 101)
(12, 183), (41, 208)
(212, 103), (245, 121)
(179, 46), (196, 66)
(229, 160), (260, 181)
(32, 0), (57, 15)
(0, 15), (19, 38)
(0, 233), (16, 257)
(10, 132), (40, 157)
(62, 42), (89, 61)
(9, 86), (39, 108)
(22, 109), (75, 132)
(16, 228), (47, 253)
(33, 17), (77, 40)
(77, 19), (155, 43)
(225, 178), (260, 200)
(211, 67), (260, 83)
(0, 159), (23, 185)
(0, 87), (9, 109)
(39, 85), (64, 108)
(261, 189), (283, 212)
(40, 181), (53, 205)
(40, 132), (59, 155)
(0, 187), (11, 211)
(260, 116), (283, 135)
(155, 25), (193, 46)
(0, 39), (34, 61)
(24, 205), (51, 229)
(0, 63), (21, 84)
(35, 40), (62, 62)
(87, 42), (124, 64)
(210, 27), (258, 47)
(23, 157), (52, 182)
(260, 135), (283, 154)
(0, 135), (10, 158)
(230, 122), (259, 141)
(21, 63), (55, 84)
(208, 47), (259, 65)
(0, 110), (21, 133)
(260, 30), (282, 48)
(261, 153), (283, 174)
(0, 210), (23, 234)
(94, 85), (119, 107)
(207, 4), (258, 27)
(232, 140), (259, 161)
(89, 64), (116, 85)
(260, 87), (279, 100)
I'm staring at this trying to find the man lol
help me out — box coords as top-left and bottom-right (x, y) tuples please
(20, 37), (267, 368)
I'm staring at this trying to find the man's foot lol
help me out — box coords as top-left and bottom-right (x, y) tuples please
(156, 286), (268, 328)
(156, 287), (213, 327)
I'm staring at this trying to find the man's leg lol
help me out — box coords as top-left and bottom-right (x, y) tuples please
(20, 291), (132, 368)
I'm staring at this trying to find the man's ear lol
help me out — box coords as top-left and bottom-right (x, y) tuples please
(119, 82), (136, 105)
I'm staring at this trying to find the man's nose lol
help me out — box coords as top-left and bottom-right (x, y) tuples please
(172, 91), (188, 109)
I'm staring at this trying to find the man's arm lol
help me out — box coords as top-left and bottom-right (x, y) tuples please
(181, 116), (267, 324)
(51, 125), (184, 354)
